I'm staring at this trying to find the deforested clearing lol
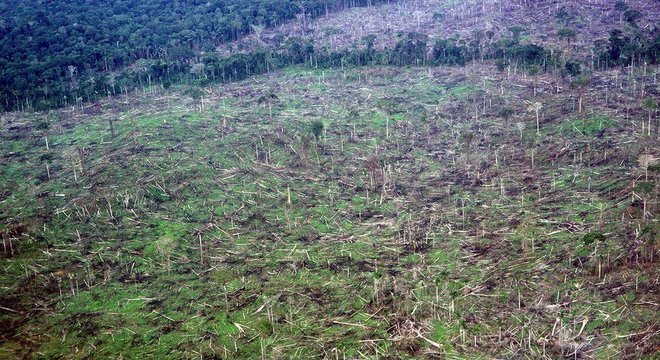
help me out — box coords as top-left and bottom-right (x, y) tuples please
(0, 0), (658, 358)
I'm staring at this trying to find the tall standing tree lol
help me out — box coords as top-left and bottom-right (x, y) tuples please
(460, 130), (475, 167)
(571, 76), (591, 113)
(310, 120), (324, 143)
(470, 29), (485, 61)
(309, 120), (324, 168)
(623, 8), (642, 26)
(498, 107), (515, 131)
(509, 26), (525, 43)
(527, 102), (543, 135)
(641, 98), (657, 137)
(34, 116), (51, 152)
(527, 65), (541, 97)
(377, 98), (399, 139)
(557, 28), (577, 46)
(184, 87), (204, 113)
(257, 90), (280, 119)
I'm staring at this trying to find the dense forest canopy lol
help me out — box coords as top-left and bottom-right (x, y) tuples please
(0, 0), (657, 112)
(0, 0), (394, 111)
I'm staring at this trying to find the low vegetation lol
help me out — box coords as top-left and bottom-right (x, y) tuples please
(0, 0), (658, 358)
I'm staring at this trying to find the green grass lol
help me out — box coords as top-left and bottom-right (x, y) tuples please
(558, 115), (615, 137)
(0, 65), (656, 359)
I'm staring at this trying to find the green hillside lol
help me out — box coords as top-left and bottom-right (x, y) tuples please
(0, 0), (658, 358)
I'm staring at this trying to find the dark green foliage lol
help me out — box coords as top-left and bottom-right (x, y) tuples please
(147, 186), (170, 203)
(460, 130), (475, 153)
(498, 107), (514, 118)
(641, 98), (658, 112)
(559, 115), (614, 137)
(512, 44), (546, 64)
(0, 0), (396, 112)
(432, 12), (446, 21)
(431, 30), (553, 70)
(558, 28), (577, 45)
(527, 64), (541, 76)
(432, 37), (467, 66)
(509, 26), (526, 43)
(563, 60), (581, 77)
(310, 120), (324, 142)
(498, 107), (514, 128)
(34, 99), (56, 112)
(40, 153), (53, 162)
(184, 87), (203, 100)
(571, 75), (591, 89)
(555, 8), (570, 24)
(486, 30), (495, 41)
(640, 225), (656, 241)
(593, 29), (658, 69)
(469, 29), (485, 60)
(257, 91), (279, 105)
(195, 78), (211, 87)
(583, 232), (606, 245)
(634, 182), (654, 195)
(33, 119), (50, 131)
(623, 9), (642, 25)
(608, 30), (626, 63)
(495, 59), (509, 72)
(391, 32), (428, 66)
(376, 98), (402, 115)
(614, 1), (628, 12)
(0, 1), (606, 114)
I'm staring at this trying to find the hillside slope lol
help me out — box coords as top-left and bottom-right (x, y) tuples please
(221, 0), (660, 57)
(0, 0), (659, 359)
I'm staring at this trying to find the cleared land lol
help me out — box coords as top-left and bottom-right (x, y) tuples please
(1, 63), (658, 358)
(1, 0), (659, 358)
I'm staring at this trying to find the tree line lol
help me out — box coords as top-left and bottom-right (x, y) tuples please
(1, 1), (657, 112)
(0, 0), (395, 112)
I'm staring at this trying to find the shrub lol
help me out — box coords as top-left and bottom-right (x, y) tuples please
(583, 232), (606, 245)
(310, 120), (324, 142)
